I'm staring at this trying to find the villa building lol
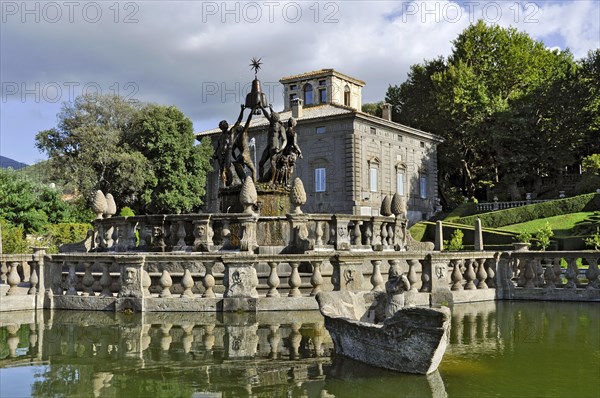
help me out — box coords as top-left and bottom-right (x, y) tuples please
(197, 69), (443, 223)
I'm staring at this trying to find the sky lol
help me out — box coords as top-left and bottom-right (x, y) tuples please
(1, 0), (599, 166)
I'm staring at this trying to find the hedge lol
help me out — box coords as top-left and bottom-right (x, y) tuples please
(41, 223), (93, 253)
(454, 193), (600, 229)
(0, 219), (28, 254)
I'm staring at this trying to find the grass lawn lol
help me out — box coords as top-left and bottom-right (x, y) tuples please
(497, 212), (600, 237)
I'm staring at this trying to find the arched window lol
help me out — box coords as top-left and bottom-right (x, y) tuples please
(344, 85), (350, 106)
(304, 83), (313, 105)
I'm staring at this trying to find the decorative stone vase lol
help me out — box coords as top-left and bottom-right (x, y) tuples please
(513, 242), (531, 252)
(290, 177), (307, 214)
(381, 195), (392, 216)
(105, 193), (117, 218)
(92, 190), (107, 219)
(240, 176), (258, 214)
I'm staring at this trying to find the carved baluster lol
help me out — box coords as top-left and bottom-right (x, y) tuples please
(176, 221), (187, 248)
(420, 259), (431, 293)
(288, 262), (302, 297)
(142, 269), (151, 297)
(267, 261), (280, 297)
(310, 261), (323, 296)
(1, 260), (8, 284)
(221, 220), (232, 249)
(387, 224), (394, 246)
(99, 262), (113, 297)
(585, 257), (599, 289)
(370, 260), (384, 292)
(28, 261), (38, 295)
(181, 268), (194, 297)
(380, 223), (388, 247)
(407, 259), (419, 291)
(353, 221), (362, 245)
(476, 258), (488, 289)
(523, 259), (536, 288)
(451, 259), (463, 290)
(485, 258), (496, 288)
(202, 262), (216, 298)
(159, 269), (173, 297)
(126, 220), (137, 249)
(104, 225), (114, 249)
(463, 259), (476, 290)
(6, 261), (21, 295)
(66, 261), (78, 296)
(364, 222), (372, 246)
(564, 257), (578, 289)
(81, 261), (95, 296)
(534, 258), (546, 287)
(315, 221), (323, 246)
(544, 259), (557, 289)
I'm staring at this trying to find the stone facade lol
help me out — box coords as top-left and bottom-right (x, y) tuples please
(198, 69), (442, 224)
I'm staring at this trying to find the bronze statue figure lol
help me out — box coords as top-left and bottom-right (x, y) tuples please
(258, 104), (287, 183)
(231, 105), (257, 183)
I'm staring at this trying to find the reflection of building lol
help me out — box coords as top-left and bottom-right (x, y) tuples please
(197, 69), (443, 223)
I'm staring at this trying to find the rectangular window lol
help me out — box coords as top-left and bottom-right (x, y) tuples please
(289, 93), (298, 103)
(370, 168), (378, 192)
(315, 168), (326, 192)
(319, 88), (326, 103)
(370, 127), (376, 135)
(315, 126), (326, 134)
(420, 176), (427, 199)
(397, 135), (403, 142)
(318, 80), (326, 86)
(420, 141), (425, 148)
(397, 173), (404, 195)
(290, 84), (297, 90)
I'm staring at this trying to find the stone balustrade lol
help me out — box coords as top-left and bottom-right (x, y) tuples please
(477, 199), (549, 212)
(496, 251), (600, 300)
(0, 249), (46, 311)
(88, 213), (409, 254)
(2, 249), (598, 313)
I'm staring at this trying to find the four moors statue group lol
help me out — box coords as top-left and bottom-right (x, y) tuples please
(213, 58), (303, 189)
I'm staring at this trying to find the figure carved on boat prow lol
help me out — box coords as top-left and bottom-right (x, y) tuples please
(385, 262), (411, 318)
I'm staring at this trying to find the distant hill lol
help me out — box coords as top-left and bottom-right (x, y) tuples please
(0, 155), (28, 170)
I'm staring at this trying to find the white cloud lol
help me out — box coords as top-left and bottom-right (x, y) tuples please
(1, 0), (598, 164)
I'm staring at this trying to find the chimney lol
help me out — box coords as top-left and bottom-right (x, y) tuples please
(382, 103), (392, 121)
(291, 98), (303, 119)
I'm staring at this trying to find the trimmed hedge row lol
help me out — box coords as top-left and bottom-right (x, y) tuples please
(454, 193), (600, 228)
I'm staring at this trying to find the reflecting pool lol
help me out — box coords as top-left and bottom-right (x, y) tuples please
(0, 301), (598, 397)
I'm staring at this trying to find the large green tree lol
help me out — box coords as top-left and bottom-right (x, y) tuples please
(387, 21), (596, 206)
(36, 95), (213, 214)
(125, 104), (213, 214)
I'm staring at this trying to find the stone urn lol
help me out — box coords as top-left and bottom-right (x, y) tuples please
(512, 242), (531, 252)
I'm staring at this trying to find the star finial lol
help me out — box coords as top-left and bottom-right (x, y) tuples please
(250, 57), (262, 77)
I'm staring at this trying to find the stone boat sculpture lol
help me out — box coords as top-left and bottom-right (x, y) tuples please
(316, 290), (451, 375)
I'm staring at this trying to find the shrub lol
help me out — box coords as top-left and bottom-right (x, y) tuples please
(119, 206), (135, 217)
(42, 223), (93, 253)
(515, 231), (532, 243)
(0, 219), (28, 254)
(585, 227), (600, 250)
(535, 222), (554, 251)
(444, 229), (464, 251)
(454, 193), (600, 228)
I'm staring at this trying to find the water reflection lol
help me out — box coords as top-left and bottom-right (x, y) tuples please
(1, 301), (598, 398)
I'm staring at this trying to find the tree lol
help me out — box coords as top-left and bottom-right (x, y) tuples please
(35, 94), (149, 206)
(361, 102), (383, 117)
(36, 95), (213, 214)
(388, 21), (589, 206)
(126, 104), (213, 214)
(0, 168), (72, 233)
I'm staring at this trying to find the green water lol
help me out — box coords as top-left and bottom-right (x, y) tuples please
(0, 301), (598, 398)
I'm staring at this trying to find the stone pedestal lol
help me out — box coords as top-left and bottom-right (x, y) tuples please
(223, 261), (259, 298)
(219, 185), (290, 216)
